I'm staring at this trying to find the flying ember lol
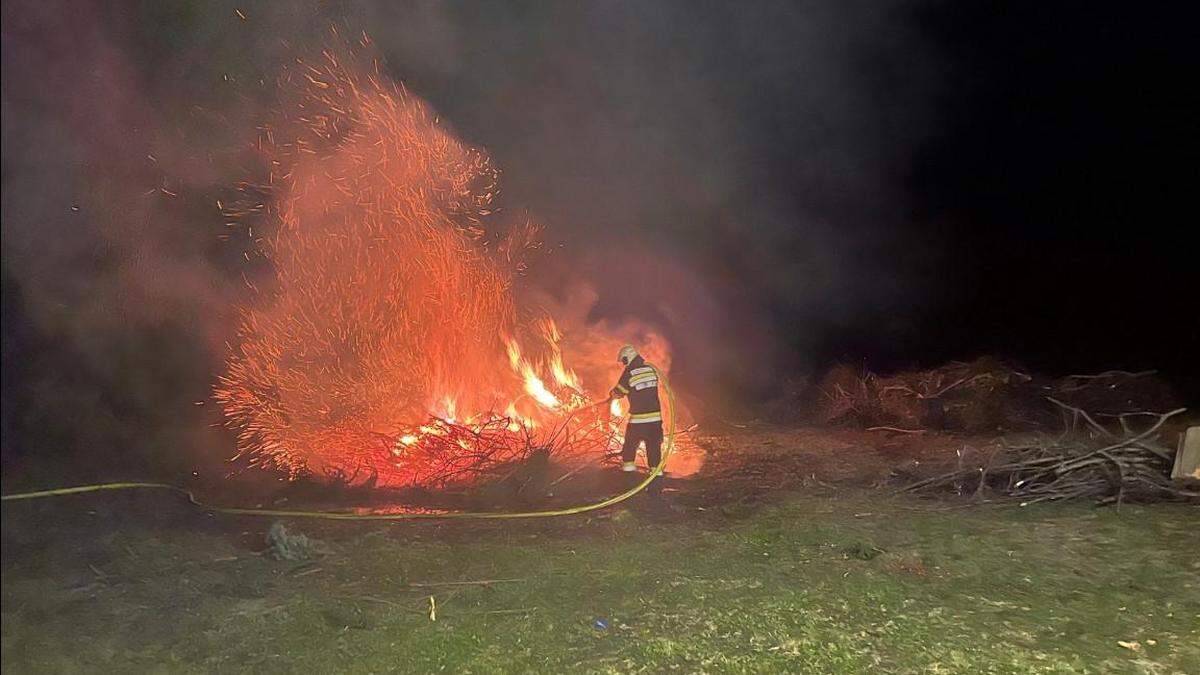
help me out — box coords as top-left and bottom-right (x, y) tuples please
(214, 38), (622, 488)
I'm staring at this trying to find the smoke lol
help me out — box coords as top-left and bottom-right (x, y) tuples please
(354, 1), (942, 397)
(2, 1), (225, 476)
(2, 1), (940, 477)
(1, 1), (328, 475)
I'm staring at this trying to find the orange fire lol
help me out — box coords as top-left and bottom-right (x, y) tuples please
(214, 37), (624, 487)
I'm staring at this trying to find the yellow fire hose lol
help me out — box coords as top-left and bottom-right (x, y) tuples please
(1, 367), (676, 521)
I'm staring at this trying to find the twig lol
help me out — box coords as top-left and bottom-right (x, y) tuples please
(1064, 370), (1156, 380)
(546, 463), (588, 489)
(867, 426), (926, 434)
(974, 450), (997, 501)
(1046, 397), (1118, 439)
(1058, 370), (1157, 392)
(408, 578), (525, 588)
(923, 375), (972, 399)
(337, 595), (423, 615)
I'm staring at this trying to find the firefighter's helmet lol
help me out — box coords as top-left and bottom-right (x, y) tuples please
(617, 344), (638, 365)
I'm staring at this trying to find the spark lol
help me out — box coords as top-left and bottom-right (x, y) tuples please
(214, 41), (637, 488)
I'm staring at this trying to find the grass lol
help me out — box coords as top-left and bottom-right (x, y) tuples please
(2, 490), (1198, 673)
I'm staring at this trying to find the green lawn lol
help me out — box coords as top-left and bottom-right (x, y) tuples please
(3, 491), (1197, 673)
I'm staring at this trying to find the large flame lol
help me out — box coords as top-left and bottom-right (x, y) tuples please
(214, 38), (627, 487)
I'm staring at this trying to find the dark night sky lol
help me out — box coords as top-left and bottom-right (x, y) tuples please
(376, 1), (1198, 393)
(899, 3), (1197, 383)
(2, 0), (1197, 473)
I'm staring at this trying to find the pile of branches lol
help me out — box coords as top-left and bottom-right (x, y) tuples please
(314, 410), (622, 490)
(394, 414), (618, 488)
(387, 417), (550, 488)
(814, 358), (1043, 433)
(812, 360), (1186, 436)
(904, 399), (1197, 505)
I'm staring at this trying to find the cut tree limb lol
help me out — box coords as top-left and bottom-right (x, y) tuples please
(903, 405), (1194, 505)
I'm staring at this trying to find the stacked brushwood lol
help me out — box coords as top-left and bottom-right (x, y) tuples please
(814, 358), (1044, 433)
(812, 361), (1183, 435)
(904, 399), (1197, 505)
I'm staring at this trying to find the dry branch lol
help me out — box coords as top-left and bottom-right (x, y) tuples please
(904, 404), (1196, 505)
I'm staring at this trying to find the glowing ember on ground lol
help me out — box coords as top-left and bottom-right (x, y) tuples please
(214, 36), (638, 488)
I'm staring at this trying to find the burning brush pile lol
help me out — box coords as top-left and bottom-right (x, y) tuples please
(215, 38), (650, 490)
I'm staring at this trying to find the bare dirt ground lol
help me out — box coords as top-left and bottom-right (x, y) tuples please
(198, 423), (987, 521)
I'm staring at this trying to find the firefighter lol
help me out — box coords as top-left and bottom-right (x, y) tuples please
(607, 344), (665, 494)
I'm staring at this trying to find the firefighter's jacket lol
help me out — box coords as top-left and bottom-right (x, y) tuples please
(610, 355), (662, 424)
